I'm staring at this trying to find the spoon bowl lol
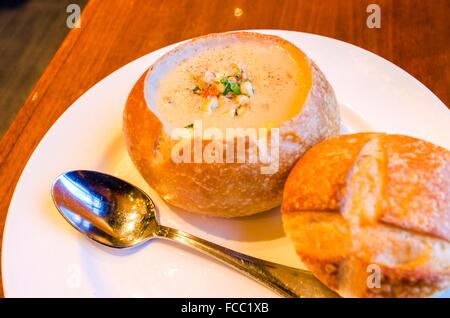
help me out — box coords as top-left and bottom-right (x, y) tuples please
(52, 170), (158, 248)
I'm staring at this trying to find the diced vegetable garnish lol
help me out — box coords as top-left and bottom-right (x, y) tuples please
(221, 78), (233, 96)
(214, 82), (226, 94)
(204, 71), (216, 84)
(229, 82), (241, 95)
(236, 95), (249, 105)
(192, 64), (254, 116)
(240, 81), (254, 97)
(233, 105), (247, 117)
(236, 105), (247, 116)
(201, 96), (219, 112)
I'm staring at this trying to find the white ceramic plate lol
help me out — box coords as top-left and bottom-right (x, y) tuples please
(2, 30), (450, 297)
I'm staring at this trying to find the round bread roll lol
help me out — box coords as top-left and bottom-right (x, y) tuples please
(282, 133), (450, 297)
(124, 32), (339, 217)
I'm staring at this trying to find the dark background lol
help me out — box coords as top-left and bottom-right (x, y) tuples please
(0, 0), (88, 137)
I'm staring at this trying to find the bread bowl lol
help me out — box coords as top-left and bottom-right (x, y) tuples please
(123, 32), (339, 217)
(282, 133), (450, 297)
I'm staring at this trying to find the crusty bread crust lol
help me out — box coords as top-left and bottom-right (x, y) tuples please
(123, 32), (339, 217)
(282, 133), (450, 297)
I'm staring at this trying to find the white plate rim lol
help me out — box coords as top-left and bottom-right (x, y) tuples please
(2, 29), (449, 297)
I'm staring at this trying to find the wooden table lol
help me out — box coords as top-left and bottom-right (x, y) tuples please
(0, 0), (448, 297)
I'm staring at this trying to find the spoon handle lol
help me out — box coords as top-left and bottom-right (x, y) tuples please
(157, 226), (339, 298)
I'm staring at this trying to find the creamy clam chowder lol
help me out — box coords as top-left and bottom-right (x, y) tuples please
(148, 36), (311, 131)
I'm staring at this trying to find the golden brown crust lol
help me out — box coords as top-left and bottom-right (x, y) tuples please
(123, 32), (339, 217)
(282, 133), (450, 297)
(283, 133), (378, 212)
(379, 135), (450, 241)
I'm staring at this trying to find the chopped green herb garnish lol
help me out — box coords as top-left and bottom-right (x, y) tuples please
(184, 123), (194, 128)
(220, 77), (241, 96)
(222, 85), (231, 95)
(221, 78), (232, 95)
(192, 66), (252, 109)
(229, 82), (241, 95)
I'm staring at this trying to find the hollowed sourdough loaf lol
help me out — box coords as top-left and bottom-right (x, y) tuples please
(282, 133), (450, 297)
(124, 32), (339, 217)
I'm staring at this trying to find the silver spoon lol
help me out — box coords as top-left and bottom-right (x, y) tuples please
(51, 170), (338, 298)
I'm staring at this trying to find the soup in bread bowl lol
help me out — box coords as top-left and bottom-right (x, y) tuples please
(123, 32), (339, 217)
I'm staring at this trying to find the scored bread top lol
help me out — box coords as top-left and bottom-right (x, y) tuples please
(282, 133), (450, 242)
